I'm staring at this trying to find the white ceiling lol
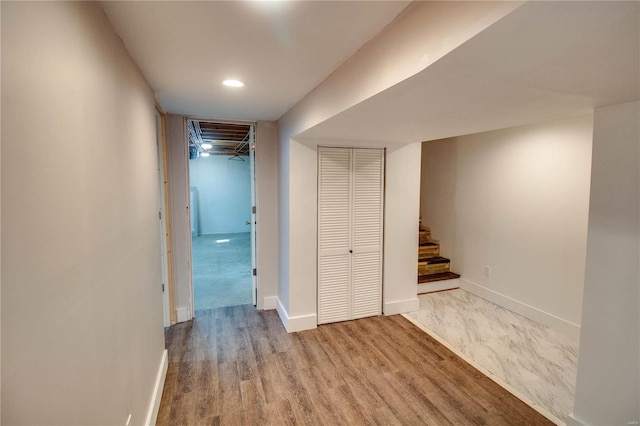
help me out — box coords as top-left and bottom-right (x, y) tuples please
(300, 1), (640, 144)
(100, 1), (409, 121)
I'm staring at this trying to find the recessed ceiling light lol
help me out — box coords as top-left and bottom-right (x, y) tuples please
(200, 152), (210, 157)
(201, 143), (213, 149)
(223, 79), (245, 88)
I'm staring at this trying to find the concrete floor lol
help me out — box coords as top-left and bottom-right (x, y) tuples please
(191, 232), (252, 311)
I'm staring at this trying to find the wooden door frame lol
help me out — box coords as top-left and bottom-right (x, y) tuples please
(156, 106), (176, 325)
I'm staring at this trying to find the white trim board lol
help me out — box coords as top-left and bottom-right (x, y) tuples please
(175, 306), (191, 323)
(262, 296), (278, 310)
(401, 314), (564, 425)
(144, 349), (168, 426)
(383, 297), (419, 316)
(417, 278), (460, 294)
(460, 278), (581, 341)
(566, 414), (587, 426)
(196, 231), (252, 236)
(276, 298), (317, 333)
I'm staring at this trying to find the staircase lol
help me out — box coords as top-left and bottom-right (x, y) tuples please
(418, 228), (460, 286)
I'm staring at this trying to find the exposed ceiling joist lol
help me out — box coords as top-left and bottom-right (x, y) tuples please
(188, 120), (251, 157)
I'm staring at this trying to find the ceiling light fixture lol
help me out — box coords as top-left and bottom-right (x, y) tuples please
(200, 152), (210, 157)
(201, 143), (213, 149)
(222, 79), (245, 88)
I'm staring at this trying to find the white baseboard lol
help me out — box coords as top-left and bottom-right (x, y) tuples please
(566, 413), (585, 426)
(460, 278), (581, 341)
(383, 297), (419, 315)
(262, 296), (277, 310)
(418, 278), (460, 294)
(276, 297), (317, 333)
(145, 349), (168, 426)
(175, 306), (190, 323)
(196, 231), (251, 236)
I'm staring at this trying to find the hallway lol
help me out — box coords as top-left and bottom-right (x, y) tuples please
(3, 2), (638, 424)
(157, 305), (552, 425)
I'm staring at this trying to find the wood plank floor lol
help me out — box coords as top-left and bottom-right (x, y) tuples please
(157, 305), (553, 425)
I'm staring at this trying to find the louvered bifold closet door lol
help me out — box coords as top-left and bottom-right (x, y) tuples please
(352, 149), (384, 319)
(318, 147), (384, 325)
(318, 148), (352, 324)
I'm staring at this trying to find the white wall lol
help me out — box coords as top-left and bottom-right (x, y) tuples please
(284, 140), (318, 324)
(420, 138), (457, 261)
(420, 116), (593, 338)
(1, 2), (165, 424)
(189, 155), (251, 235)
(277, 128), (291, 314)
(570, 101), (639, 426)
(454, 115), (593, 337)
(383, 143), (422, 314)
(256, 121), (279, 310)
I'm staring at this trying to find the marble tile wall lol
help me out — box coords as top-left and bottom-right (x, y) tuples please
(404, 289), (579, 424)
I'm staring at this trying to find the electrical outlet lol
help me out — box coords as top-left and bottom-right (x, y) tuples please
(484, 266), (491, 277)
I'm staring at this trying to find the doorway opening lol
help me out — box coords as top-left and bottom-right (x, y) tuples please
(187, 119), (257, 311)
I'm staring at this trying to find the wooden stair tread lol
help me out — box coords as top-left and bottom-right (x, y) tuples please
(418, 256), (450, 264)
(419, 241), (439, 247)
(418, 272), (461, 283)
(419, 229), (432, 245)
(418, 242), (440, 258)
